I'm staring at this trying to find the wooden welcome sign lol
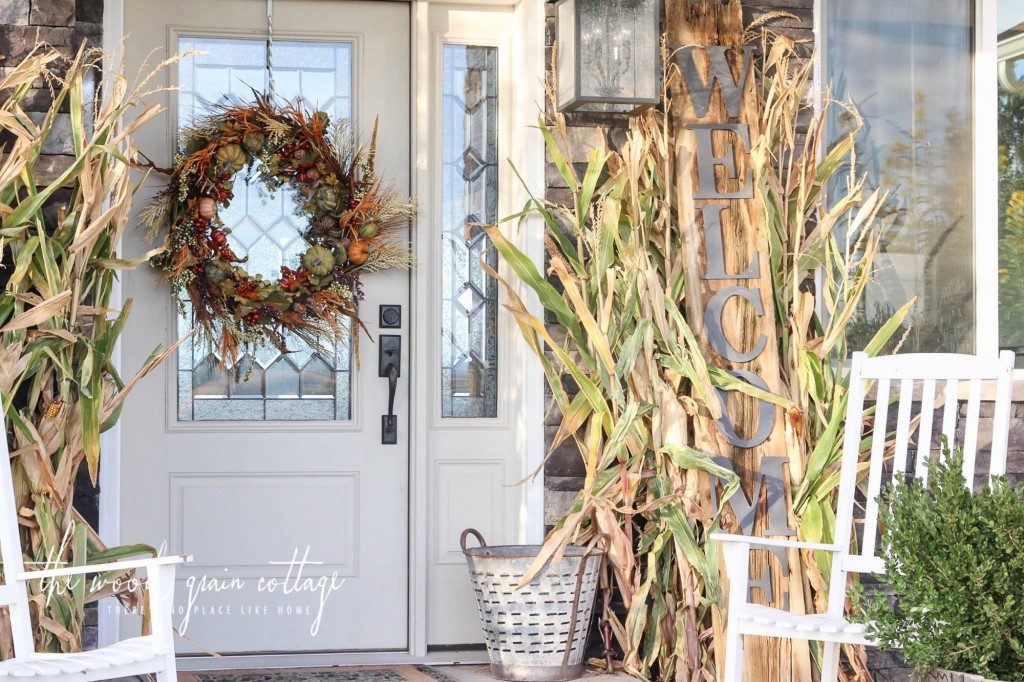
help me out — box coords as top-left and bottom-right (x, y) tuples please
(666, 0), (812, 679)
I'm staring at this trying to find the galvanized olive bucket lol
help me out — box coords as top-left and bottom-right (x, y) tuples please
(461, 529), (604, 682)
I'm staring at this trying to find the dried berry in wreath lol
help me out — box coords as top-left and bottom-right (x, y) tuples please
(142, 95), (416, 367)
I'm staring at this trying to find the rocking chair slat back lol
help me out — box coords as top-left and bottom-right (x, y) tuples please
(891, 378), (914, 475)
(859, 376), (890, 560)
(962, 377), (984, 483)
(914, 378), (937, 479)
(940, 378), (961, 463)
(834, 351), (1016, 580)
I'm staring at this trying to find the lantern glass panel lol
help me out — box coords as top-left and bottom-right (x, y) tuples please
(556, 0), (577, 109)
(558, 0), (659, 113)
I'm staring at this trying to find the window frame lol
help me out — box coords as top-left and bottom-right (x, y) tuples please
(425, 16), (519, 432)
(976, 0), (1000, 361)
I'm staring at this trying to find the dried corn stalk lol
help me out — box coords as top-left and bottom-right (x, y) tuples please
(0, 45), (182, 655)
(487, 33), (911, 681)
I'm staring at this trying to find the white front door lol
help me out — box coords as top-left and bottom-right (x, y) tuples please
(120, 0), (411, 654)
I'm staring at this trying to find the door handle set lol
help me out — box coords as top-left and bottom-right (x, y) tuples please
(379, 333), (401, 445)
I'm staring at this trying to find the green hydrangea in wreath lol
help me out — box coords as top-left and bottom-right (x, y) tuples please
(142, 95), (415, 366)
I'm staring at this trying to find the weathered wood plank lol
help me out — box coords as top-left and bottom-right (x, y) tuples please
(665, 1), (811, 679)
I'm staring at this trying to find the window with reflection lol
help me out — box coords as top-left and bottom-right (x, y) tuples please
(825, 3), (975, 354)
(998, 2), (1024, 363)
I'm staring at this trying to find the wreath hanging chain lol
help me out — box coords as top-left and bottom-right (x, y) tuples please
(142, 95), (415, 368)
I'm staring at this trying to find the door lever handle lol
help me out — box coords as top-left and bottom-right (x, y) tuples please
(382, 363), (399, 445)
(379, 333), (402, 445)
(386, 363), (398, 417)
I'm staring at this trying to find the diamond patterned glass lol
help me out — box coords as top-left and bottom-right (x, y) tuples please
(441, 45), (499, 418)
(176, 37), (354, 421)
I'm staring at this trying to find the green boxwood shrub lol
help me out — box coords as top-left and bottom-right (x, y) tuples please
(852, 444), (1024, 681)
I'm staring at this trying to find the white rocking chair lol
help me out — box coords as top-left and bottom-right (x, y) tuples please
(713, 351), (1016, 682)
(0, 412), (188, 680)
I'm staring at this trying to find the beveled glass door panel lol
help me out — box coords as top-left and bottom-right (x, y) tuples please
(176, 37), (354, 422)
(440, 45), (499, 418)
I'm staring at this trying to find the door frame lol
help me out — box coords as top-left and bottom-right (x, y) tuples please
(100, 0), (546, 667)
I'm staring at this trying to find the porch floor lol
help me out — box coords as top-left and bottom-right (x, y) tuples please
(176, 664), (632, 682)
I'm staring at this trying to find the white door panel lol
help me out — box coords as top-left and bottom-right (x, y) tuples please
(122, 0), (410, 654)
(117, 0), (538, 660)
(424, 5), (525, 646)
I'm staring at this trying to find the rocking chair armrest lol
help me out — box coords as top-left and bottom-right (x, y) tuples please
(709, 533), (838, 553)
(15, 554), (192, 581)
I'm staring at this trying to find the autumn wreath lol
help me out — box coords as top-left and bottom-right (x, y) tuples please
(143, 96), (414, 366)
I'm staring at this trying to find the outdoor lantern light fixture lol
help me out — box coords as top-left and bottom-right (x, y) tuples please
(556, 0), (660, 113)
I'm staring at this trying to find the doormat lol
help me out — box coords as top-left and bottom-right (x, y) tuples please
(415, 666), (461, 682)
(193, 665), (461, 682)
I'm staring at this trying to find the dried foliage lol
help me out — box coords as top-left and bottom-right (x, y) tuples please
(0, 46), (181, 654)
(753, 34), (916, 682)
(142, 95), (417, 367)
(487, 35), (912, 681)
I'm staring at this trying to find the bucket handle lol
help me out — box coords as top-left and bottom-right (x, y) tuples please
(560, 550), (604, 680)
(460, 528), (487, 552)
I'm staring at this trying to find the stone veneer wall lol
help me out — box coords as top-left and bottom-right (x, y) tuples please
(0, 0), (104, 650)
(0, 0), (103, 183)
